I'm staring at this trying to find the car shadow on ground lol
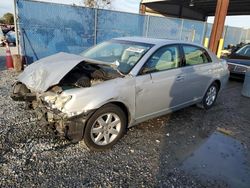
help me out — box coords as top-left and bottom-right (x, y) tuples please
(156, 79), (250, 187)
(155, 66), (219, 186)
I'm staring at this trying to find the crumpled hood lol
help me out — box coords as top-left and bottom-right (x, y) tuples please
(18, 52), (85, 92)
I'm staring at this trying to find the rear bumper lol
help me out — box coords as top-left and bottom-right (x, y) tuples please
(219, 70), (230, 91)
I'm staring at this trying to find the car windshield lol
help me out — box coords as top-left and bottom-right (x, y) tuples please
(80, 40), (153, 74)
(235, 45), (250, 57)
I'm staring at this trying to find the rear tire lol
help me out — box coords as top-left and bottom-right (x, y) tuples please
(201, 82), (219, 110)
(83, 104), (127, 151)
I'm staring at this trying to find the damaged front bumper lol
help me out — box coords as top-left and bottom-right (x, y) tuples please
(11, 82), (95, 142)
(37, 103), (94, 142)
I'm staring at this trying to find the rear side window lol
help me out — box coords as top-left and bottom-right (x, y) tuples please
(183, 45), (211, 66)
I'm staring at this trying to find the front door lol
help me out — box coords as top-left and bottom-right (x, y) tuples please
(135, 45), (187, 120)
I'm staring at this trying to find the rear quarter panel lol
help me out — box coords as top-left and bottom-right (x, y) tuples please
(207, 50), (229, 91)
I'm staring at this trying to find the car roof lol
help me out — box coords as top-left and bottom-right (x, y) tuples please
(114, 36), (206, 48)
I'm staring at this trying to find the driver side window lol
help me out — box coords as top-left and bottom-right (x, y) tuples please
(141, 45), (180, 74)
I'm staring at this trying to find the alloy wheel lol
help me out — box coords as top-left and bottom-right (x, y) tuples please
(205, 86), (217, 106)
(90, 113), (121, 146)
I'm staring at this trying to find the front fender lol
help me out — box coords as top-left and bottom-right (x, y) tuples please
(62, 77), (136, 121)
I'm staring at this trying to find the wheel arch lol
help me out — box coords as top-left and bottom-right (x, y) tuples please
(201, 79), (221, 102)
(107, 101), (131, 127)
(86, 100), (131, 128)
(213, 79), (221, 91)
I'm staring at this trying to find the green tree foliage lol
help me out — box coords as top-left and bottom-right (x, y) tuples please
(0, 18), (5, 24)
(83, 0), (112, 9)
(1, 13), (14, 25)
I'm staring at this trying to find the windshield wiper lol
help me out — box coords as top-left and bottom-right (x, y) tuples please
(110, 61), (126, 76)
(82, 57), (126, 76)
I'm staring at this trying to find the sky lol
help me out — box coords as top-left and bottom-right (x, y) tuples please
(1, 0), (250, 28)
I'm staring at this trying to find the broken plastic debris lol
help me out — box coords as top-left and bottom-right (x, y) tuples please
(217, 127), (234, 136)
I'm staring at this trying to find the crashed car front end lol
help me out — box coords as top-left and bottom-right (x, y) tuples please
(11, 52), (125, 141)
(41, 96), (95, 142)
(37, 88), (92, 141)
(11, 81), (95, 141)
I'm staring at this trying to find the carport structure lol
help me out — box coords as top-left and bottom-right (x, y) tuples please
(140, 0), (250, 53)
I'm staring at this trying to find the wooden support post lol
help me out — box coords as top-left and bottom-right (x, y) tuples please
(209, 0), (229, 53)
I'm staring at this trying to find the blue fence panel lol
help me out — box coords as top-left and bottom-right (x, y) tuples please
(147, 16), (182, 40)
(181, 19), (205, 44)
(205, 23), (213, 39)
(17, 0), (95, 63)
(224, 26), (242, 47)
(96, 10), (146, 43)
(239, 29), (247, 43)
(16, 0), (249, 63)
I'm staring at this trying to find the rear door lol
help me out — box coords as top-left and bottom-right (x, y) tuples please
(180, 44), (214, 101)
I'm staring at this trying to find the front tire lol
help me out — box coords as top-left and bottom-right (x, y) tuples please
(201, 82), (219, 109)
(83, 104), (127, 151)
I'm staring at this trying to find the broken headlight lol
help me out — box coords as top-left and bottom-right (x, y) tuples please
(44, 94), (72, 111)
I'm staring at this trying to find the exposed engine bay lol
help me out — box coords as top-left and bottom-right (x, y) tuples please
(11, 61), (122, 101)
(59, 62), (122, 88)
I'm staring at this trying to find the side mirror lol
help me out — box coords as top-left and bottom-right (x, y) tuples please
(140, 67), (151, 75)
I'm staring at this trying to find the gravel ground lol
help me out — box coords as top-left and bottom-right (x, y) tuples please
(0, 69), (250, 187)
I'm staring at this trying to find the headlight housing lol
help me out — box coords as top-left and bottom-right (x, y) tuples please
(43, 94), (72, 111)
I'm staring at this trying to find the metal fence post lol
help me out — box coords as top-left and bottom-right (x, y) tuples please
(201, 22), (207, 45)
(246, 29), (250, 42)
(238, 28), (244, 44)
(179, 19), (184, 40)
(13, 0), (20, 55)
(94, 8), (98, 45)
(145, 15), (150, 37)
(222, 25), (228, 47)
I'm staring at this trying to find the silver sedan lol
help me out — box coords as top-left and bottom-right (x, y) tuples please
(12, 37), (229, 150)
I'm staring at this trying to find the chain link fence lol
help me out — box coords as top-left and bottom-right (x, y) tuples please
(16, 0), (250, 63)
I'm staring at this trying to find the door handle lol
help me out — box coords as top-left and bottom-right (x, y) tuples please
(136, 88), (144, 95)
